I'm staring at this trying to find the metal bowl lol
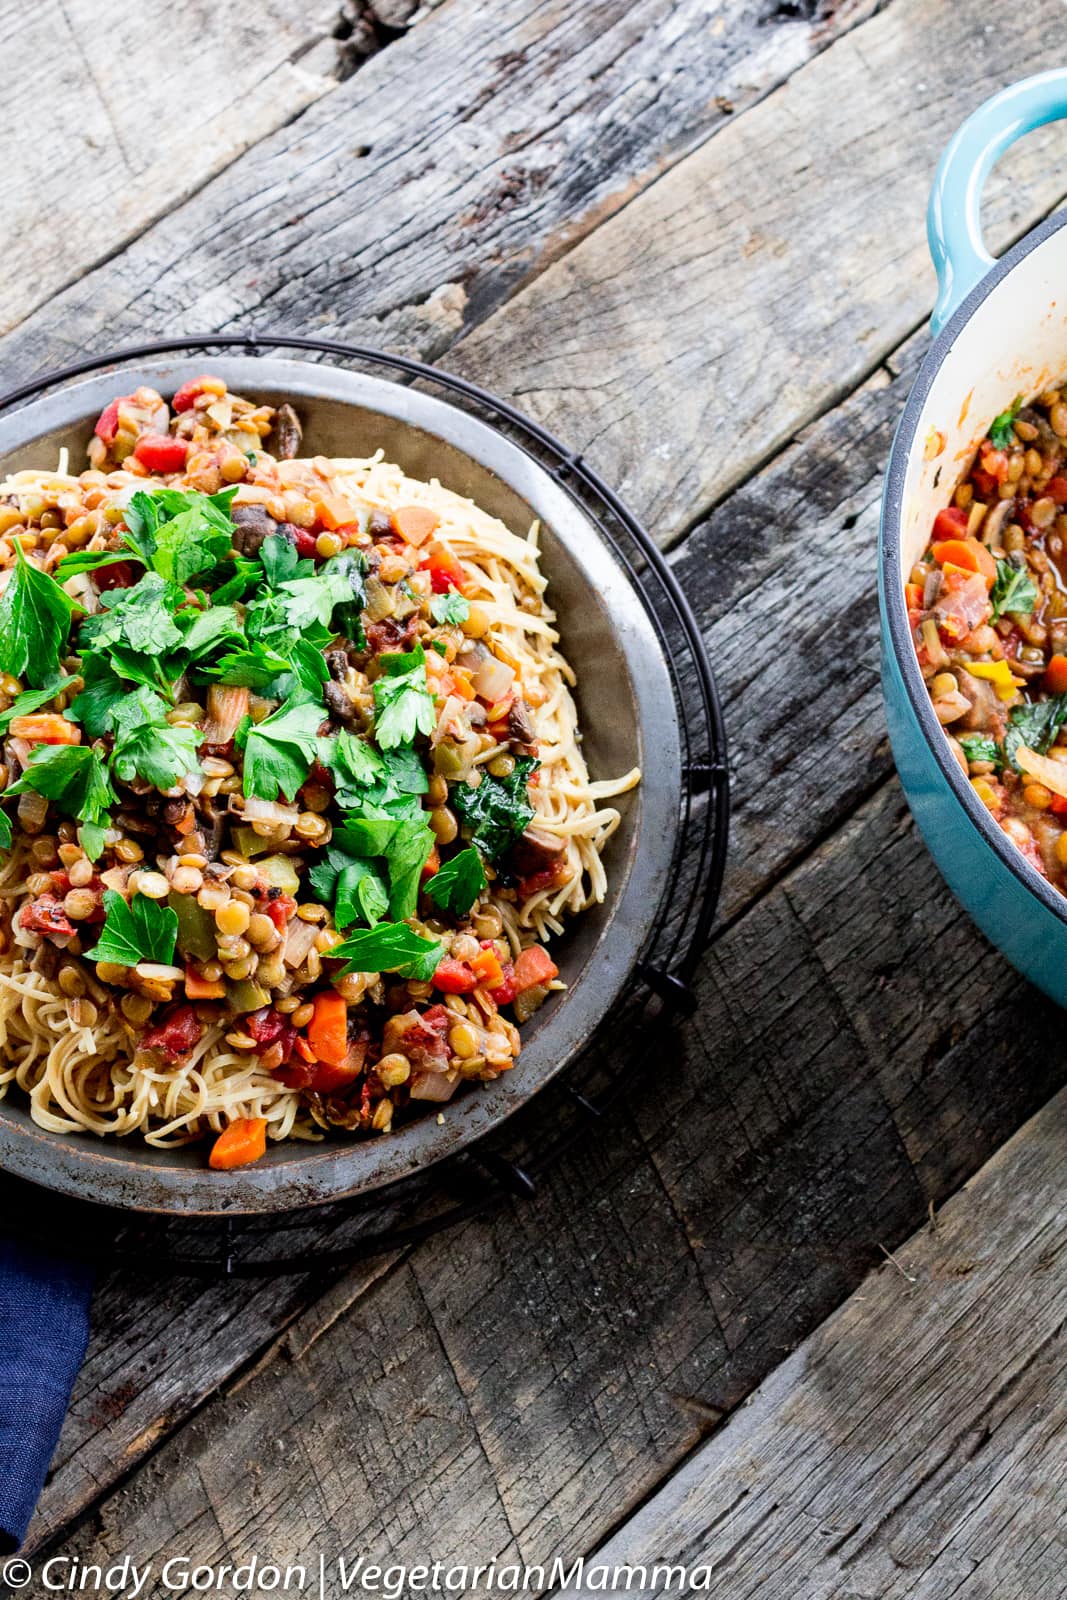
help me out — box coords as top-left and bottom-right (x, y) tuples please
(0, 356), (681, 1213)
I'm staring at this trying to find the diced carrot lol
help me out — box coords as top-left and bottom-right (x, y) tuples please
(311, 1044), (364, 1094)
(9, 714), (80, 745)
(184, 966), (226, 1000)
(931, 537), (997, 589)
(174, 808), (197, 835)
(421, 845), (441, 881)
(392, 505), (439, 546)
(513, 945), (559, 993)
(450, 672), (476, 702)
(472, 945), (504, 989)
(1046, 654), (1067, 694)
(307, 990), (348, 1066)
(905, 582), (924, 611)
(315, 495), (360, 532)
(209, 1117), (267, 1170)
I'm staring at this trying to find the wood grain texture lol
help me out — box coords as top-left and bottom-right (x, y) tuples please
(0, 0), (882, 378)
(0, 0), (343, 337)
(451, 0), (1067, 542)
(564, 1088), (1067, 1599)
(27, 783), (1064, 1574)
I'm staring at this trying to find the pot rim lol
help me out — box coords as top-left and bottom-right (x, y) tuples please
(0, 354), (683, 1213)
(882, 205), (1067, 929)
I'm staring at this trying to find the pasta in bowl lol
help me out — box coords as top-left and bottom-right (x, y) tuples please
(0, 371), (644, 1174)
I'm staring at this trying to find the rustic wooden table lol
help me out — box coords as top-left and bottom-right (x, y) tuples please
(2, 0), (1065, 1592)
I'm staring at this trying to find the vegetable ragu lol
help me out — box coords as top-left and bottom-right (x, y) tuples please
(912, 382), (1067, 888)
(0, 377), (640, 1167)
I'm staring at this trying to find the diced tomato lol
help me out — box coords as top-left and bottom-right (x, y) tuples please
(421, 846), (441, 882)
(133, 433), (189, 474)
(971, 468), (998, 497)
(263, 893), (297, 931)
(422, 542), (465, 593)
(1047, 476), (1067, 506)
(492, 963), (517, 1005)
(432, 958), (478, 994)
(1050, 795), (1067, 816)
(385, 1006), (450, 1071)
(171, 375), (216, 412)
(245, 1008), (296, 1053)
(293, 526), (318, 559)
(93, 395), (134, 444)
(94, 560), (139, 592)
(905, 582), (925, 611)
(20, 896), (75, 939)
(139, 1004), (203, 1060)
(931, 507), (969, 542)
(513, 945), (559, 993)
(980, 447), (1010, 483)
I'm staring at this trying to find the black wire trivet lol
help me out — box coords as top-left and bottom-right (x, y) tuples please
(0, 336), (729, 1277)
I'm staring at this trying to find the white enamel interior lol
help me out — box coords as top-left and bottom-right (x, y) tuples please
(899, 224), (1067, 575)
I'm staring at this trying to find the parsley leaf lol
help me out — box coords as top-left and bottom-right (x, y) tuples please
(124, 487), (236, 585)
(109, 687), (201, 790)
(7, 744), (116, 826)
(308, 848), (390, 930)
(206, 641), (292, 689)
(78, 821), (108, 862)
(425, 846), (486, 916)
(241, 695), (324, 801)
(276, 568), (355, 633)
(452, 756), (538, 860)
(333, 815), (436, 921)
(1004, 694), (1067, 772)
(258, 534), (304, 588)
(989, 397), (1023, 451)
(83, 890), (178, 967)
(176, 604), (245, 665)
(80, 571), (185, 659)
(991, 557), (1038, 621)
(332, 921), (442, 980)
(430, 592), (470, 626)
(0, 809), (12, 851)
(372, 643), (436, 749)
(0, 542), (81, 687)
(322, 552), (367, 646)
(210, 557), (262, 606)
(958, 733), (1003, 770)
(67, 657), (128, 737)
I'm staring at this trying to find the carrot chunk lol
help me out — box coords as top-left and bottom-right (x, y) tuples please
(1046, 654), (1067, 694)
(209, 1118), (267, 1170)
(307, 990), (348, 1066)
(392, 506), (439, 546)
(513, 945), (559, 993)
(9, 714), (80, 745)
(931, 536), (997, 589)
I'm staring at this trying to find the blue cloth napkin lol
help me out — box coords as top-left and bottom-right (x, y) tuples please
(0, 1237), (93, 1552)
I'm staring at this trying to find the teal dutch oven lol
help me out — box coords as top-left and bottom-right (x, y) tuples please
(881, 69), (1067, 1006)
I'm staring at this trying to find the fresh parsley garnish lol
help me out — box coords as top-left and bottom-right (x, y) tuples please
(78, 821), (109, 862)
(124, 486), (236, 585)
(991, 557), (1038, 621)
(958, 733), (1002, 770)
(258, 534), (303, 589)
(372, 643), (436, 749)
(240, 695), (324, 801)
(989, 397), (1023, 451)
(6, 744), (116, 827)
(333, 815), (436, 921)
(67, 657), (128, 737)
(109, 687), (201, 790)
(1003, 694), (1067, 772)
(80, 571), (185, 660)
(331, 921), (442, 980)
(0, 809), (12, 851)
(323, 552), (367, 645)
(205, 641), (292, 689)
(430, 592), (470, 626)
(425, 846), (486, 916)
(83, 890), (178, 968)
(0, 542), (81, 687)
(308, 848), (390, 930)
(452, 756), (538, 860)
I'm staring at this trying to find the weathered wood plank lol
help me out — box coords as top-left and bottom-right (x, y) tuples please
(28, 781), (1064, 1574)
(0, 0), (883, 377)
(451, 0), (1067, 542)
(0, 0), (343, 337)
(563, 1087), (1067, 1600)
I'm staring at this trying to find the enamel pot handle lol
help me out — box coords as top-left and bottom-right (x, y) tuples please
(928, 69), (1067, 336)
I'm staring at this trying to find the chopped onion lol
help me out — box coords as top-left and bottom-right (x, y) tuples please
(432, 694), (466, 747)
(1013, 745), (1067, 799)
(283, 919), (319, 970)
(409, 1070), (461, 1103)
(471, 652), (514, 702)
(202, 685), (249, 744)
(135, 963), (184, 981)
(240, 795), (299, 826)
(100, 867), (129, 893)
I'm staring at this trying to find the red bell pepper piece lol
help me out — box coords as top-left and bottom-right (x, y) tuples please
(133, 433), (189, 474)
